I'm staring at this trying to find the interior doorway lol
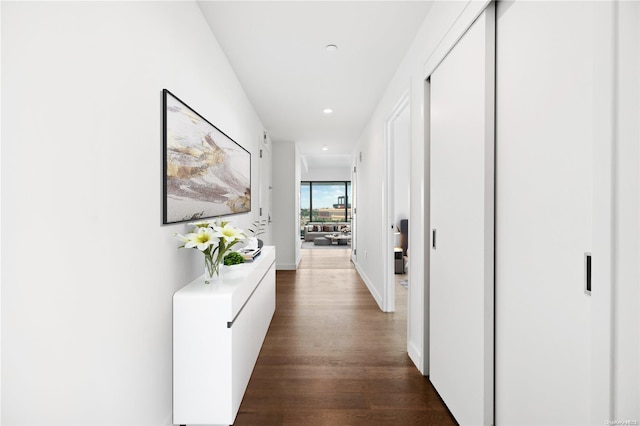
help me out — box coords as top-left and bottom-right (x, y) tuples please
(259, 132), (272, 244)
(384, 93), (411, 313)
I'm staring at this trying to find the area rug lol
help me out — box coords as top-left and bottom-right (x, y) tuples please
(300, 241), (351, 250)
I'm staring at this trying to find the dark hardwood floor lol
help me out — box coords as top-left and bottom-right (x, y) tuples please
(234, 247), (456, 425)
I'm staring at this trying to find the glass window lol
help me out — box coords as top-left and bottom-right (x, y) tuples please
(300, 181), (351, 232)
(300, 182), (311, 235)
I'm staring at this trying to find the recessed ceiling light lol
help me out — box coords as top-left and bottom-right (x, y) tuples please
(323, 108), (333, 114)
(325, 44), (338, 52)
(322, 145), (329, 151)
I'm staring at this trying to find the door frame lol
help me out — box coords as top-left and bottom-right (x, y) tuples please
(351, 162), (357, 264)
(258, 131), (273, 243)
(383, 91), (410, 312)
(590, 1), (616, 422)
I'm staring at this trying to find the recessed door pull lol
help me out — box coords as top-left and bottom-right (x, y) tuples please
(432, 229), (436, 249)
(585, 253), (591, 295)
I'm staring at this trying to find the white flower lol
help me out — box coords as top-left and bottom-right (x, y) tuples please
(183, 227), (218, 251)
(212, 223), (246, 243)
(173, 233), (189, 244)
(190, 221), (212, 229)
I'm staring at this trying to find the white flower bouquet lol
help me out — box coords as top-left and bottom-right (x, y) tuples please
(174, 220), (246, 283)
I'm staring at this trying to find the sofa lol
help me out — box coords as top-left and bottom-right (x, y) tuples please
(303, 222), (351, 242)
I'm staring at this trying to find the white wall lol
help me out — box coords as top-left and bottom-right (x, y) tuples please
(301, 165), (351, 182)
(1, 2), (267, 424)
(353, 124), (387, 306)
(272, 141), (301, 270)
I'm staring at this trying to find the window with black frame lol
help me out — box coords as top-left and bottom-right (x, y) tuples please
(300, 181), (351, 235)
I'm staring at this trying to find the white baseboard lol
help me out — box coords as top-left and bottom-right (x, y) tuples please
(276, 263), (297, 270)
(354, 261), (383, 311)
(408, 340), (425, 375)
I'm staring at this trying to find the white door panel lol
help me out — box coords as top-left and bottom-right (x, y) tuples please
(429, 6), (495, 425)
(495, 2), (595, 424)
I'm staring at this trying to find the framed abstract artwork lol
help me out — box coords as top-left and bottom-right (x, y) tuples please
(163, 89), (251, 224)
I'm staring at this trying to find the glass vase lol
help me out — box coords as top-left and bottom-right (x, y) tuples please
(204, 254), (222, 284)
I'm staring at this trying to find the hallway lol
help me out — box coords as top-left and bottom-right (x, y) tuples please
(234, 248), (456, 425)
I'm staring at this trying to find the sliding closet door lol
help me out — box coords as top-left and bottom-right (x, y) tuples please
(429, 5), (494, 425)
(495, 2), (597, 424)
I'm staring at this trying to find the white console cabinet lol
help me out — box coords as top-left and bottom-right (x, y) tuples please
(173, 246), (276, 426)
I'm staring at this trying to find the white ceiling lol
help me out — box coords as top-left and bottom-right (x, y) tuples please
(197, 1), (433, 170)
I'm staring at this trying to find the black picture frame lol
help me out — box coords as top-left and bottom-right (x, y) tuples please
(163, 89), (251, 224)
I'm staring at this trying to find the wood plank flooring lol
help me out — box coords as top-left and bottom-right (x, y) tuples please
(234, 247), (456, 425)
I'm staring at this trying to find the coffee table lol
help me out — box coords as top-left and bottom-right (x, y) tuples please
(326, 234), (352, 245)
